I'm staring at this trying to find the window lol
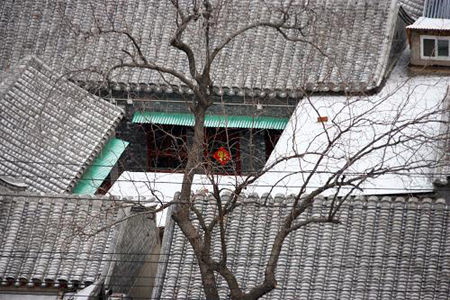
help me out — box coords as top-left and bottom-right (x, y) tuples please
(438, 39), (449, 56)
(421, 36), (450, 60)
(144, 125), (283, 175)
(147, 125), (187, 172)
(146, 125), (242, 174)
(423, 38), (435, 57)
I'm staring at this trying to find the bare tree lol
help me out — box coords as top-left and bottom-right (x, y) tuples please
(59, 1), (449, 299)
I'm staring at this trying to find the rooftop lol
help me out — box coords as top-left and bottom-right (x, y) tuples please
(0, 192), (159, 295)
(0, 0), (401, 96)
(0, 56), (123, 193)
(154, 193), (450, 299)
(400, 0), (426, 20)
(406, 16), (450, 30)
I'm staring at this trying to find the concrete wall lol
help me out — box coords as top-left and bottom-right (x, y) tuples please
(410, 29), (450, 67)
(387, 14), (407, 71)
(106, 209), (161, 298)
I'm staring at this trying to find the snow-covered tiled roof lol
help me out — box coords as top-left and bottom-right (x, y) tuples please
(256, 49), (450, 195)
(0, 0), (400, 95)
(407, 16), (450, 30)
(153, 193), (450, 299)
(0, 56), (123, 193)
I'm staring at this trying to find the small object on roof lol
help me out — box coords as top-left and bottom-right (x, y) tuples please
(317, 116), (329, 123)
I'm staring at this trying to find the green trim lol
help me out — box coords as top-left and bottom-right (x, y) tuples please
(132, 111), (289, 130)
(72, 138), (129, 195)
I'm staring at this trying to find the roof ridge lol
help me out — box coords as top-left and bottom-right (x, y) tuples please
(0, 191), (119, 201)
(1, 0), (400, 95)
(189, 192), (448, 208)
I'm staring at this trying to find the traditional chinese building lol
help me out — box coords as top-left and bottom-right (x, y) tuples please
(0, 0), (412, 176)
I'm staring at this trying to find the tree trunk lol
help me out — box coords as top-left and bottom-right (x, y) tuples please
(179, 104), (207, 202)
(172, 97), (221, 299)
(199, 262), (220, 299)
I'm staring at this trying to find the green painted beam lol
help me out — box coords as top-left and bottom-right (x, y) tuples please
(72, 138), (129, 195)
(132, 111), (289, 130)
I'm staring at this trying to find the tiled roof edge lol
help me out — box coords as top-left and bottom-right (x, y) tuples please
(87, 80), (305, 99)
(0, 57), (32, 102)
(65, 103), (124, 193)
(0, 191), (125, 202)
(68, 126), (117, 193)
(67, 101), (125, 192)
(103, 206), (132, 288)
(151, 196), (177, 300)
(375, 0), (402, 88)
(184, 192), (448, 209)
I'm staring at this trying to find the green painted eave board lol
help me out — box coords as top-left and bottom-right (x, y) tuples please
(72, 138), (129, 195)
(132, 111), (289, 130)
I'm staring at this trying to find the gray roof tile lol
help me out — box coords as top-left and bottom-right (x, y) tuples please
(401, 0), (426, 19)
(0, 192), (159, 294)
(156, 194), (450, 299)
(0, 0), (400, 95)
(0, 193), (119, 288)
(0, 56), (123, 194)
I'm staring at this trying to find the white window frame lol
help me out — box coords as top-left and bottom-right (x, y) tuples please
(420, 35), (450, 60)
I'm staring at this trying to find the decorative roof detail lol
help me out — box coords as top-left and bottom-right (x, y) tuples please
(0, 56), (123, 194)
(0, 0), (401, 95)
(132, 112), (289, 130)
(154, 194), (450, 299)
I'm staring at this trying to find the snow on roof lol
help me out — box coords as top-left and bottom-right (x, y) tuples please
(257, 50), (450, 196)
(109, 50), (450, 223)
(108, 172), (245, 226)
(406, 16), (450, 30)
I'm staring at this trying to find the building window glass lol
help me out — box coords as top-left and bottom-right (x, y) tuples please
(423, 38), (435, 57)
(421, 36), (450, 60)
(438, 39), (449, 56)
